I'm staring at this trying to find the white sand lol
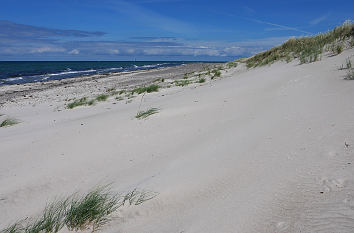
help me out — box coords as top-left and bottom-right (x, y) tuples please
(1, 49), (354, 233)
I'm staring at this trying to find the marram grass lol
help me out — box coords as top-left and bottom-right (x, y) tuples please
(245, 22), (354, 68)
(95, 94), (109, 102)
(0, 118), (19, 127)
(136, 108), (159, 119)
(131, 84), (160, 94)
(1, 186), (157, 233)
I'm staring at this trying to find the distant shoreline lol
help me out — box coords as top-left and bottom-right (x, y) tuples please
(0, 62), (220, 106)
(0, 61), (225, 86)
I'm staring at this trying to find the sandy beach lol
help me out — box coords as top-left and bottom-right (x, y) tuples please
(1, 47), (354, 233)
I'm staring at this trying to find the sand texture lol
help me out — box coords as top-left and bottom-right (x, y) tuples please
(1, 49), (354, 233)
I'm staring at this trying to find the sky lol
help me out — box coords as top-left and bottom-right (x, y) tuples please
(0, 0), (353, 61)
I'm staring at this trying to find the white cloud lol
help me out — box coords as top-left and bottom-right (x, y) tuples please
(109, 49), (120, 54)
(68, 49), (80, 54)
(30, 47), (66, 53)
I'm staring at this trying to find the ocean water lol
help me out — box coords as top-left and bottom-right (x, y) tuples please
(0, 61), (187, 86)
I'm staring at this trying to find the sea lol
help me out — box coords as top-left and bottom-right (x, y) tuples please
(0, 61), (189, 86)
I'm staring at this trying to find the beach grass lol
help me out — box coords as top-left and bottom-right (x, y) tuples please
(136, 108), (159, 119)
(197, 78), (206, 83)
(132, 84), (160, 94)
(65, 187), (121, 231)
(175, 80), (191, 87)
(1, 222), (23, 233)
(87, 100), (96, 106)
(115, 96), (124, 101)
(25, 200), (68, 233)
(106, 88), (115, 92)
(154, 78), (165, 83)
(227, 62), (238, 68)
(1, 187), (157, 233)
(245, 22), (354, 68)
(0, 118), (19, 127)
(211, 69), (221, 79)
(345, 57), (352, 69)
(96, 94), (109, 102)
(67, 97), (89, 109)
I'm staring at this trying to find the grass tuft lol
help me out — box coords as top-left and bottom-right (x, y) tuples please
(132, 84), (160, 94)
(339, 57), (353, 70)
(1, 222), (23, 233)
(227, 62), (238, 68)
(345, 57), (352, 69)
(67, 97), (88, 109)
(197, 78), (206, 83)
(1, 186), (157, 233)
(87, 100), (96, 106)
(65, 187), (120, 231)
(175, 80), (191, 87)
(0, 118), (19, 128)
(115, 96), (124, 101)
(211, 69), (221, 79)
(136, 108), (159, 119)
(96, 94), (109, 102)
(25, 200), (68, 233)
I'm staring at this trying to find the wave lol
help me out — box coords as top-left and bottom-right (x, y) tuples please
(4, 77), (23, 82)
(48, 69), (96, 76)
(0, 62), (185, 86)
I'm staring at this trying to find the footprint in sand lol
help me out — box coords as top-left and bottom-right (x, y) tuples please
(320, 177), (346, 192)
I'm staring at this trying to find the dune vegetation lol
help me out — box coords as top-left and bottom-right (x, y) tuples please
(136, 108), (159, 119)
(0, 118), (19, 128)
(1, 187), (157, 233)
(246, 22), (354, 68)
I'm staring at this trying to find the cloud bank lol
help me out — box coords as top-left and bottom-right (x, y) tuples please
(0, 20), (288, 61)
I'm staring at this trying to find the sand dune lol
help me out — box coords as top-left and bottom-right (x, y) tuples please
(1, 49), (354, 233)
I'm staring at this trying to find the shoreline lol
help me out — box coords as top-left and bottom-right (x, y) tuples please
(0, 62), (219, 107)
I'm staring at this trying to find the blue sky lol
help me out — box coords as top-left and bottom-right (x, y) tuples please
(0, 0), (353, 61)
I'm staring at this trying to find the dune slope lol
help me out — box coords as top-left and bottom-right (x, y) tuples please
(1, 49), (354, 233)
